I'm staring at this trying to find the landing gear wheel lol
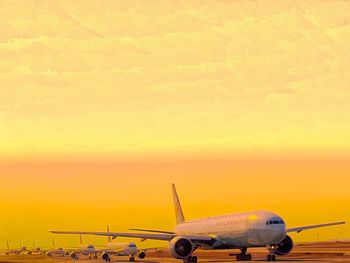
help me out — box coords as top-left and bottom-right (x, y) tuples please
(236, 254), (252, 261)
(129, 257), (135, 262)
(267, 254), (276, 261)
(183, 256), (198, 263)
(235, 248), (251, 261)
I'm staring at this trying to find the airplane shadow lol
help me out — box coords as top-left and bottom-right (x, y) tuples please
(205, 260), (329, 262)
(107, 257), (332, 263)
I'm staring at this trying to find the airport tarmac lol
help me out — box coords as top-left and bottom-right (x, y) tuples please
(1, 242), (350, 262)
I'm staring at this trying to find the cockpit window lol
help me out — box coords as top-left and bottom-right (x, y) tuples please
(266, 220), (284, 225)
(129, 243), (136, 247)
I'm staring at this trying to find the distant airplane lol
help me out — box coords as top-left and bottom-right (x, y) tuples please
(52, 184), (345, 262)
(99, 240), (145, 262)
(1, 240), (30, 255)
(1, 241), (24, 255)
(46, 235), (69, 257)
(68, 234), (98, 260)
(55, 225), (146, 262)
(46, 247), (66, 257)
(99, 225), (146, 262)
(3, 241), (44, 256)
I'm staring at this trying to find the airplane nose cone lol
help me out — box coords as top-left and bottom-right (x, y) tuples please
(269, 225), (286, 244)
(265, 216), (286, 244)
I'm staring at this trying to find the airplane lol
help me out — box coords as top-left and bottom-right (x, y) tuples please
(52, 184), (345, 262)
(68, 234), (98, 260)
(1, 241), (23, 255)
(46, 247), (66, 257)
(24, 241), (43, 255)
(55, 225), (146, 262)
(2, 240), (29, 255)
(99, 241), (145, 262)
(99, 225), (146, 262)
(3, 241), (43, 256)
(46, 235), (70, 257)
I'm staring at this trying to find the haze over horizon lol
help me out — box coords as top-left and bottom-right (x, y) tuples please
(0, 0), (349, 249)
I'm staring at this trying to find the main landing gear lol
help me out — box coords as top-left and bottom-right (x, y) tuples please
(266, 254), (276, 261)
(236, 248), (252, 261)
(88, 253), (98, 259)
(183, 256), (197, 263)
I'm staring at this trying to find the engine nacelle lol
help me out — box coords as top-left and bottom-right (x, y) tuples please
(271, 235), (294, 255)
(169, 236), (194, 259)
(138, 251), (146, 259)
(101, 252), (110, 261)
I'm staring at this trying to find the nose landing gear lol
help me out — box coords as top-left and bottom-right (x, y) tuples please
(183, 256), (197, 263)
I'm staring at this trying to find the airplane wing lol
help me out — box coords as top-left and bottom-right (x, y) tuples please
(129, 228), (175, 234)
(51, 231), (213, 242)
(51, 231), (173, 241)
(287, 221), (345, 233)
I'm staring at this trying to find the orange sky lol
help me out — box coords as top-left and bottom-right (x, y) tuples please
(0, 0), (349, 249)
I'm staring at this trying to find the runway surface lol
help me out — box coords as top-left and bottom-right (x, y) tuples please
(1, 242), (350, 262)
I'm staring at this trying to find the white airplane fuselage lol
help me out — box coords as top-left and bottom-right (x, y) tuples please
(175, 210), (286, 249)
(80, 244), (96, 255)
(105, 242), (138, 256)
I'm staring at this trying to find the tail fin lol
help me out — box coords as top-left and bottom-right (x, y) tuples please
(172, 184), (185, 224)
(107, 225), (112, 243)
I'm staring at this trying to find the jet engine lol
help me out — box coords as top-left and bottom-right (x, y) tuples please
(70, 252), (78, 260)
(138, 251), (146, 259)
(101, 252), (111, 262)
(271, 235), (293, 255)
(169, 236), (194, 259)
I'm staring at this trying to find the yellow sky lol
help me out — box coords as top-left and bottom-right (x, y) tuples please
(0, 0), (349, 249)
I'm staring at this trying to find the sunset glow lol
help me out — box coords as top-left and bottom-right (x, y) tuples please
(0, 0), (349, 249)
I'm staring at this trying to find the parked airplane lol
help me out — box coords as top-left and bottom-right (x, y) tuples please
(68, 234), (98, 260)
(54, 225), (146, 262)
(52, 184), (345, 262)
(2, 241), (35, 255)
(46, 235), (70, 257)
(1, 241), (27, 255)
(46, 247), (66, 257)
(100, 241), (145, 262)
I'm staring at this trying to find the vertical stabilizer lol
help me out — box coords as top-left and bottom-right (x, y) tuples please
(107, 225), (112, 243)
(172, 184), (185, 224)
